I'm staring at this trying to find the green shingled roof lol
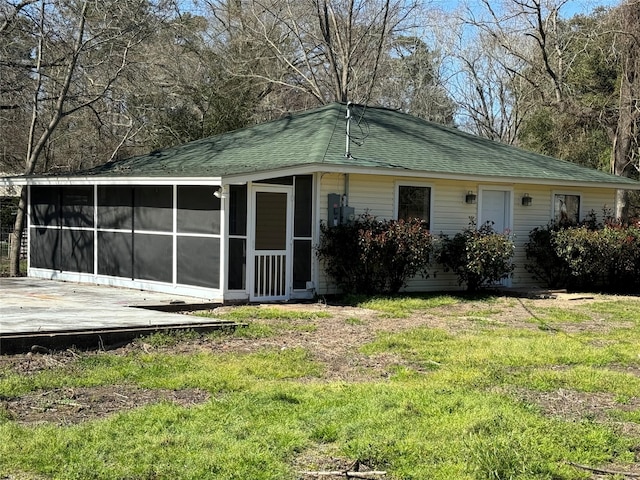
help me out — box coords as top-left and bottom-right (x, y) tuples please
(82, 102), (639, 187)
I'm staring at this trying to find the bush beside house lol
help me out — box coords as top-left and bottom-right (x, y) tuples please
(526, 214), (640, 293)
(317, 214), (433, 295)
(319, 211), (640, 296)
(318, 216), (516, 294)
(437, 220), (516, 292)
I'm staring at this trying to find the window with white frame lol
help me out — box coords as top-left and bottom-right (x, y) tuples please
(397, 185), (431, 229)
(554, 193), (580, 224)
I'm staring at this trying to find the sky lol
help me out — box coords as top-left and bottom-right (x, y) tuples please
(428, 0), (622, 17)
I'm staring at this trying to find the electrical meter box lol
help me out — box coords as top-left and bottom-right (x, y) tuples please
(341, 206), (355, 224)
(328, 193), (355, 226)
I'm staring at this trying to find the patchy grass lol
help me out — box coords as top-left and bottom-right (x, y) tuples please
(142, 329), (202, 347)
(0, 348), (322, 399)
(527, 306), (592, 324)
(348, 294), (461, 318)
(201, 306), (331, 321)
(196, 306), (327, 339)
(344, 316), (366, 326)
(583, 300), (640, 323)
(0, 257), (26, 277)
(2, 294), (640, 479)
(1, 381), (632, 480)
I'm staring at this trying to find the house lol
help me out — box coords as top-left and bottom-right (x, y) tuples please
(2, 102), (640, 302)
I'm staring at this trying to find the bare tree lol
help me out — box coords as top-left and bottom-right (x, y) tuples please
(2, 0), (167, 275)
(462, 0), (573, 109)
(441, 11), (527, 143)
(203, 0), (421, 112)
(371, 35), (456, 124)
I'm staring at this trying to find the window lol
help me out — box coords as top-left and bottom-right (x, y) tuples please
(397, 185), (431, 229)
(554, 194), (580, 224)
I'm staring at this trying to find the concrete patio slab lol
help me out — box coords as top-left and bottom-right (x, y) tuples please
(0, 278), (233, 353)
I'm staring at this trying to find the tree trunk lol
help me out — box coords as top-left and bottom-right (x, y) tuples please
(8, 0), (87, 275)
(8, 187), (26, 276)
(612, 0), (640, 221)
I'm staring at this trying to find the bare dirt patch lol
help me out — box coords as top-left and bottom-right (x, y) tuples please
(511, 387), (640, 431)
(1, 386), (209, 426)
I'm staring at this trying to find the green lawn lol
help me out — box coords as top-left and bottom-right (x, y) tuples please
(1, 295), (640, 479)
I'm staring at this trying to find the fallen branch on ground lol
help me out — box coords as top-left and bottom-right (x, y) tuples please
(298, 471), (386, 479)
(567, 461), (640, 478)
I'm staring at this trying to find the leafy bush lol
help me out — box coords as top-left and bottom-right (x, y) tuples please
(317, 213), (433, 294)
(525, 213), (640, 292)
(437, 220), (515, 292)
(525, 222), (572, 289)
(552, 224), (640, 292)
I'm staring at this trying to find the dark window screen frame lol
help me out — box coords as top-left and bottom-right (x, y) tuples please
(293, 239), (312, 290)
(61, 186), (94, 228)
(177, 185), (221, 234)
(229, 185), (247, 236)
(397, 184), (432, 230)
(133, 185), (173, 232)
(294, 175), (313, 238)
(98, 186), (133, 230)
(29, 185), (96, 274)
(292, 175), (314, 291)
(227, 185), (248, 291)
(554, 193), (581, 225)
(30, 183), (225, 292)
(30, 186), (60, 226)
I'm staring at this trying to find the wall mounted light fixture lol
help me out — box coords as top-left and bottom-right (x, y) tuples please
(465, 191), (477, 204)
(214, 186), (228, 199)
(522, 193), (532, 206)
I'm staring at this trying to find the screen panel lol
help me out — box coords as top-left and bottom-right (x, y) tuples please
(254, 176), (294, 185)
(177, 236), (220, 288)
(30, 227), (60, 270)
(177, 186), (221, 234)
(133, 186), (173, 232)
(60, 229), (94, 273)
(294, 175), (312, 237)
(229, 185), (247, 236)
(255, 192), (287, 250)
(98, 231), (133, 278)
(98, 186), (133, 230)
(227, 238), (246, 290)
(133, 233), (172, 282)
(293, 239), (312, 290)
(61, 186), (94, 228)
(31, 186), (60, 226)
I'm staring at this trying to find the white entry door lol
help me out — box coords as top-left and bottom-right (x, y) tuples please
(250, 186), (292, 301)
(479, 188), (512, 286)
(479, 189), (511, 234)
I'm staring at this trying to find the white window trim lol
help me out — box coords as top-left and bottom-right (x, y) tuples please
(551, 191), (582, 223)
(394, 181), (434, 229)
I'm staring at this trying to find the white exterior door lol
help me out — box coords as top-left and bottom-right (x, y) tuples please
(479, 188), (512, 286)
(250, 186), (292, 301)
(479, 189), (511, 234)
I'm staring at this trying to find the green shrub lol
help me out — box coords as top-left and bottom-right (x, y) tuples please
(317, 213), (433, 294)
(526, 214), (640, 292)
(437, 220), (515, 292)
(525, 222), (572, 289)
(552, 224), (640, 292)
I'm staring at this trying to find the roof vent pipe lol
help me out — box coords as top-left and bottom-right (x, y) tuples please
(345, 102), (352, 158)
